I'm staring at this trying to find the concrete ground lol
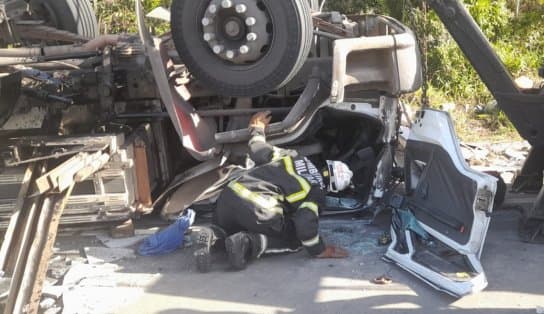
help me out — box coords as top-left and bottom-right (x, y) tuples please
(51, 207), (544, 314)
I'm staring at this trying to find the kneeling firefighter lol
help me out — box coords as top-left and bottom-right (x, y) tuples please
(195, 112), (352, 272)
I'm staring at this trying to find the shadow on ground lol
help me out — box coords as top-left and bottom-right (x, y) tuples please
(85, 209), (543, 314)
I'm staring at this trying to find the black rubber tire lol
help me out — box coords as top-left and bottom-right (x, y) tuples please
(171, 0), (313, 97)
(29, 0), (99, 39)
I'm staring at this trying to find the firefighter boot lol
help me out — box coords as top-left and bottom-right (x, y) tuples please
(225, 232), (264, 270)
(193, 225), (225, 273)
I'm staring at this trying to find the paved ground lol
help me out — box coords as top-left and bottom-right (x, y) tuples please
(51, 206), (544, 314)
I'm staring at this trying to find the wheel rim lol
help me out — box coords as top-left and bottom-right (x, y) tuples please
(201, 0), (272, 65)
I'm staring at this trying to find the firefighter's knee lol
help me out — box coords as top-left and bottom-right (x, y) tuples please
(293, 208), (319, 242)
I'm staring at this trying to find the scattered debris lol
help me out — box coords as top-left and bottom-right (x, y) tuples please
(110, 220), (135, 239)
(320, 220), (385, 257)
(461, 141), (531, 183)
(378, 231), (392, 246)
(84, 247), (136, 265)
(39, 297), (56, 311)
(373, 275), (393, 285)
(90, 230), (151, 249)
(41, 285), (65, 300)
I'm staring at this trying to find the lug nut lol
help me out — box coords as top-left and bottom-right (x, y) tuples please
(221, 0), (232, 8)
(208, 4), (218, 14)
(226, 50), (235, 59)
(201, 17), (212, 26)
(239, 45), (249, 54)
(213, 45), (224, 54)
(203, 33), (215, 42)
(245, 17), (256, 26)
(235, 4), (247, 13)
(246, 32), (257, 41)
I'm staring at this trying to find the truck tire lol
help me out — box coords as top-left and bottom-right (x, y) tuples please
(29, 0), (99, 39)
(171, 0), (313, 97)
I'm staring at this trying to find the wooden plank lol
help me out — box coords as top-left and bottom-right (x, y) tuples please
(27, 186), (74, 314)
(134, 139), (153, 209)
(0, 164), (34, 272)
(3, 192), (44, 314)
(11, 195), (56, 314)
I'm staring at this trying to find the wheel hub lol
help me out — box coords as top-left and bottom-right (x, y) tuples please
(201, 0), (271, 64)
(223, 18), (244, 39)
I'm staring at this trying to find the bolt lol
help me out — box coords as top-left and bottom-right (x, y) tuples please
(203, 33), (215, 42)
(246, 32), (257, 41)
(221, 0), (233, 8)
(235, 4), (247, 13)
(201, 17), (212, 26)
(239, 45), (249, 54)
(213, 45), (224, 54)
(208, 4), (218, 14)
(226, 50), (235, 59)
(245, 17), (256, 26)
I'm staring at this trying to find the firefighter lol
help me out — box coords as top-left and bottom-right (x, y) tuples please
(195, 112), (351, 272)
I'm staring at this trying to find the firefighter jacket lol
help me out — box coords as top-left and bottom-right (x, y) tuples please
(224, 125), (327, 256)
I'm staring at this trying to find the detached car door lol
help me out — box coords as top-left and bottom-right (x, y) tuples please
(385, 109), (497, 297)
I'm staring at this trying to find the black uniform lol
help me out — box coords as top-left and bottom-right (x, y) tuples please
(214, 126), (327, 256)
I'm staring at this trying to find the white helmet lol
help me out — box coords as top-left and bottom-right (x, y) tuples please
(326, 160), (353, 193)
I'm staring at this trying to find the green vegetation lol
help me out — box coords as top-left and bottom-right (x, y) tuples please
(95, 0), (544, 141)
(95, 0), (171, 34)
(326, 0), (543, 141)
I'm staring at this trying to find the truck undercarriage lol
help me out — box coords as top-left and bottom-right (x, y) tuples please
(0, 0), (542, 311)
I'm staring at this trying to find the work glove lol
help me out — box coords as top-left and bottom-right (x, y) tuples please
(249, 111), (272, 129)
(315, 245), (349, 259)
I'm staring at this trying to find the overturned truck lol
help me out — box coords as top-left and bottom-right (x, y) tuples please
(0, 0), (542, 310)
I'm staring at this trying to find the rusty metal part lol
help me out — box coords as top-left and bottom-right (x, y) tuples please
(14, 23), (90, 43)
(134, 139), (153, 211)
(0, 34), (123, 58)
(114, 107), (291, 119)
(3, 143), (106, 167)
(312, 16), (354, 38)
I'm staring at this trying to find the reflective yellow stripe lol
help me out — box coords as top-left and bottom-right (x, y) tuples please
(229, 182), (283, 215)
(299, 202), (319, 216)
(302, 235), (320, 247)
(283, 157), (311, 203)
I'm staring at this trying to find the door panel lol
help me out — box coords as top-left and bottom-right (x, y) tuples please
(385, 109), (497, 297)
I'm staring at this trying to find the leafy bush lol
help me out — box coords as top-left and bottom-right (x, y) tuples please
(95, 0), (171, 34)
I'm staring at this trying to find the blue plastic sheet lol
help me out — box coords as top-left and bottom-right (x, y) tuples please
(138, 209), (195, 256)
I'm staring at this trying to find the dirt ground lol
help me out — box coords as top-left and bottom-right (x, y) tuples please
(48, 200), (544, 314)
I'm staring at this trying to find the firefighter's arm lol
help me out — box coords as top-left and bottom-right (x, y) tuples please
(248, 112), (278, 165)
(292, 201), (349, 258)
